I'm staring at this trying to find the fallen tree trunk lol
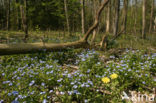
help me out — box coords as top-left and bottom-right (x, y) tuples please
(0, 40), (88, 55)
(0, 0), (109, 55)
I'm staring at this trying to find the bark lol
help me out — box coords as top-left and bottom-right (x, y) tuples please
(154, 17), (156, 31)
(0, 0), (109, 55)
(149, 0), (154, 33)
(113, 0), (120, 36)
(91, 0), (98, 44)
(17, 3), (21, 30)
(6, 0), (10, 31)
(100, 34), (108, 50)
(142, 0), (146, 39)
(24, 0), (28, 39)
(83, 0), (109, 41)
(106, 1), (110, 33)
(0, 0), (4, 29)
(64, 0), (70, 36)
(20, 0), (28, 40)
(122, 0), (128, 33)
(0, 40), (88, 55)
(81, 0), (85, 34)
(134, 0), (138, 34)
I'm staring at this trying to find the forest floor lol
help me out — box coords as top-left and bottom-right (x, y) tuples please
(0, 30), (156, 103)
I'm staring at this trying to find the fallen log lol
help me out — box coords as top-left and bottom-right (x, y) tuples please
(0, 0), (109, 55)
(0, 40), (88, 55)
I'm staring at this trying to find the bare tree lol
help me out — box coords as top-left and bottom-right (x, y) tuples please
(91, 0), (100, 44)
(154, 17), (156, 31)
(106, 1), (111, 33)
(122, 0), (128, 33)
(20, 0), (28, 41)
(113, 0), (120, 36)
(0, 0), (4, 29)
(64, 0), (70, 36)
(149, 0), (154, 33)
(142, 0), (146, 39)
(134, 0), (138, 34)
(81, 0), (85, 34)
(6, 0), (10, 31)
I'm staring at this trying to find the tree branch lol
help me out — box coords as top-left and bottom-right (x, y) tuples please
(82, 0), (109, 41)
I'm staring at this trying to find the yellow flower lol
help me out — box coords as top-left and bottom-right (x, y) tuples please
(110, 73), (118, 79)
(102, 77), (110, 84)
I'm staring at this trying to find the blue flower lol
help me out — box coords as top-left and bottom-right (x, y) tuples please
(70, 82), (74, 85)
(12, 100), (19, 103)
(42, 99), (47, 103)
(73, 85), (78, 89)
(41, 83), (45, 86)
(2, 73), (5, 76)
(49, 90), (53, 93)
(142, 81), (146, 84)
(0, 100), (4, 103)
(87, 69), (90, 73)
(9, 82), (13, 86)
(18, 95), (23, 99)
(128, 69), (132, 71)
(116, 66), (120, 68)
(81, 58), (86, 61)
(8, 93), (12, 96)
(84, 99), (88, 103)
(81, 83), (85, 87)
(60, 92), (65, 95)
(50, 70), (53, 74)
(46, 72), (50, 75)
(3, 81), (10, 84)
(76, 92), (81, 95)
(40, 91), (46, 95)
(57, 78), (63, 82)
(110, 56), (115, 59)
(88, 80), (93, 85)
(12, 91), (18, 96)
(29, 80), (35, 86)
(67, 74), (72, 78)
(30, 91), (35, 95)
(68, 91), (73, 95)
(86, 84), (90, 87)
(73, 90), (78, 94)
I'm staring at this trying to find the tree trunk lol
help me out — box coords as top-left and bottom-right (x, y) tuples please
(106, 1), (111, 33)
(20, 0), (28, 41)
(154, 17), (156, 31)
(17, 4), (21, 30)
(134, 0), (138, 34)
(149, 0), (154, 34)
(6, 0), (10, 31)
(142, 0), (146, 39)
(91, 0), (98, 44)
(0, 0), (4, 29)
(64, 0), (70, 36)
(24, 0), (28, 39)
(122, 0), (128, 33)
(81, 0), (85, 34)
(100, 34), (108, 50)
(113, 0), (120, 36)
(0, 0), (110, 55)
(0, 41), (87, 55)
